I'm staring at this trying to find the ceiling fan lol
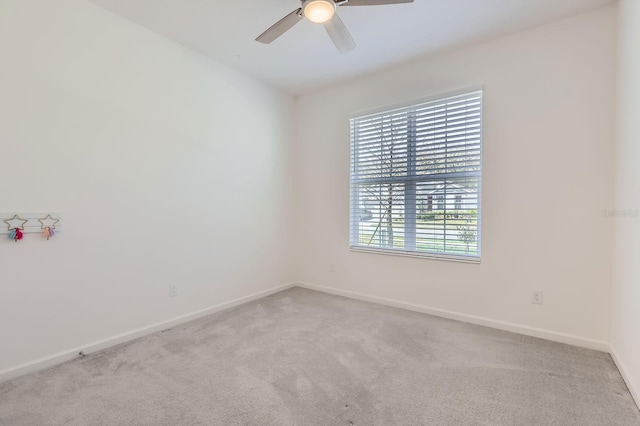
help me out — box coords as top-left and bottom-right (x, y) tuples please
(256, 0), (414, 53)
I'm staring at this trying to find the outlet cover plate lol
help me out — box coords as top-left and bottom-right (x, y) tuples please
(168, 284), (178, 298)
(531, 290), (543, 305)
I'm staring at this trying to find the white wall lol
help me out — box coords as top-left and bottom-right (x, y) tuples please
(294, 6), (616, 347)
(612, 0), (640, 405)
(0, 0), (294, 375)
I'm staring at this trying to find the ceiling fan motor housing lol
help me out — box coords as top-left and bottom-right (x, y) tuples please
(302, 0), (336, 24)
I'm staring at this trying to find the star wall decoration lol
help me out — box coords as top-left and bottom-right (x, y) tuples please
(38, 214), (60, 230)
(4, 215), (28, 231)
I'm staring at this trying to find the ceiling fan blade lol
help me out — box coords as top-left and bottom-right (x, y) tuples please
(256, 8), (303, 44)
(339, 0), (413, 5)
(324, 13), (356, 53)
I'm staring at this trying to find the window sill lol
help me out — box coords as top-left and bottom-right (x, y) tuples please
(349, 246), (481, 264)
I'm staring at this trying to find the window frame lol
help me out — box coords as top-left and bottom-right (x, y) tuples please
(349, 87), (483, 263)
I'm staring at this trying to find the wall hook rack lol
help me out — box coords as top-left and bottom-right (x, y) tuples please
(0, 213), (62, 237)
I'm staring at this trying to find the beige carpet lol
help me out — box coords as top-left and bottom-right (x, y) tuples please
(1, 287), (639, 425)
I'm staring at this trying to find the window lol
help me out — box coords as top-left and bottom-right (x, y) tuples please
(349, 90), (482, 260)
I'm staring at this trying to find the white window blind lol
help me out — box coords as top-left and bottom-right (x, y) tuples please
(349, 90), (482, 260)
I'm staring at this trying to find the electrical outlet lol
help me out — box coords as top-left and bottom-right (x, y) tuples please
(168, 284), (178, 298)
(329, 263), (335, 273)
(531, 290), (543, 305)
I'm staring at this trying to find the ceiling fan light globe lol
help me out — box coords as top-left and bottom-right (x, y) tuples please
(303, 0), (336, 24)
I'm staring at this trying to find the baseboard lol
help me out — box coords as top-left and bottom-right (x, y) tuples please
(295, 282), (610, 352)
(0, 282), (296, 384)
(1, 281), (616, 386)
(609, 347), (640, 410)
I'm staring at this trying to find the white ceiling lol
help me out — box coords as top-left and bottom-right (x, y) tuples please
(86, 0), (614, 95)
